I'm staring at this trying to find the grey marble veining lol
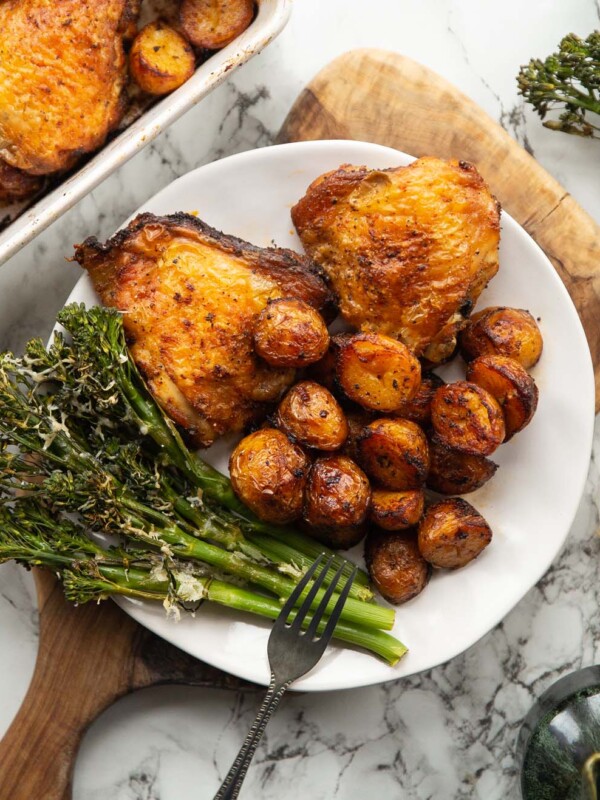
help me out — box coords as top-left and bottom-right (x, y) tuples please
(2, 1), (600, 798)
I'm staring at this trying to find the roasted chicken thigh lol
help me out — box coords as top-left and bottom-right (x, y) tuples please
(75, 213), (333, 447)
(292, 157), (501, 363)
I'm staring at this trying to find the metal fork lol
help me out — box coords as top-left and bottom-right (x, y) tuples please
(213, 553), (357, 800)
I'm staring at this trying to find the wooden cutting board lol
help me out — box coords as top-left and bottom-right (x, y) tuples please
(1, 47), (599, 800)
(279, 49), (600, 410)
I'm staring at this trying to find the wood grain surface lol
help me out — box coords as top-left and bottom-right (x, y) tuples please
(2, 46), (599, 800)
(278, 48), (600, 409)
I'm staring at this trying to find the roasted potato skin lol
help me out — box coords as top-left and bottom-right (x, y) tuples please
(357, 418), (429, 490)
(179, 0), (254, 49)
(466, 355), (539, 441)
(365, 529), (431, 604)
(418, 498), (492, 569)
(253, 298), (330, 368)
(129, 21), (195, 96)
(303, 455), (371, 548)
(340, 410), (372, 462)
(275, 381), (348, 451)
(229, 429), (309, 524)
(459, 306), (543, 369)
(427, 433), (498, 495)
(333, 332), (421, 412)
(393, 373), (445, 425)
(369, 489), (425, 530)
(431, 381), (505, 456)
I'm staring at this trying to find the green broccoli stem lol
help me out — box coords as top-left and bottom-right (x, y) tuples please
(72, 567), (406, 665)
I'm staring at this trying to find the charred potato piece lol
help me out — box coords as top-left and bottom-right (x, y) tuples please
(357, 418), (429, 490)
(431, 381), (505, 456)
(369, 489), (425, 530)
(179, 0), (254, 49)
(418, 498), (492, 569)
(365, 530), (431, 604)
(304, 345), (336, 392)
(303, 455), (371, 548)
(341, 411), (372, 462)
(333, 332), (421, 413)
(393, 373), (445, 425)
(427, 433), (498, 495)
(466, 355), (539, 440)
(275, 381), (348, 451)
(229, 429), (309, 524)
(253, 298), (330, 368)
(129, 21), (195, 96)
(459, 306), (543, 369)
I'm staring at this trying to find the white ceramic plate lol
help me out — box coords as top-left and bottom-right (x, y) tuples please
(64, 140), (595, 692)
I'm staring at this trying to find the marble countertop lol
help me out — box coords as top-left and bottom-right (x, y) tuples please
(2, 1), (600, 797)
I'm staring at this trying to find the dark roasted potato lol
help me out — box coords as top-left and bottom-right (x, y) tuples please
(229, 429), (309, 524)
(304, 345), (336, 392)
(459, 306), (543, 369)
(466, 355), (539, 441)
(333, 332), (421, 412)
(418, 498), (492, 569)
(179, 0), (254, 49)
(427, 433), (498, 495)
(253, 298), (330, 368)
(393, 373), (445, 425)
(275, 381), (348, 451)
(129, 21), (195, 96)
(303, 455), (371, 548)
(340, 410), (372, 462)
(0, 159), (43, 203)
(365, 530), (431, 604)
(357, 418), (429, 490)
(431, 381), (505, 456)
(369, 489), (425, 530)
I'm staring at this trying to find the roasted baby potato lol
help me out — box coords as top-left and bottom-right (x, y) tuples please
(304, 345), (336, 392)
(303, 455), (371, 548)
(229, 429), (309, 524)
(427, 433), (498, 495)
(418, 498), (492, 569)
(275, 381), (348, 451)
(129, 21), (195, 96)
(340, 411), (372, 462)
(357, 418), (429, 490)
(459, 306), (543, 369)
(369, 489), (425, 530)
(179, 0), (254, 49)
(466, 355), (539, 441)
(0, 159), (43, 203)
(333, 332), (421, 412)
(431, 381), (505, 456)
(393, 373), (445, 425)
(253, 298), (330, 368)
(365, 530), (431, 604)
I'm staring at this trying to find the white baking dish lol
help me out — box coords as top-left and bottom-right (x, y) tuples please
(0, 0), (291, 267)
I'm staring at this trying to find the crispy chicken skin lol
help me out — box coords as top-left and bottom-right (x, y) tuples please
(75, 212), (334, 447)
(292, 157), (501, 363)
(0, 0), (139, 184)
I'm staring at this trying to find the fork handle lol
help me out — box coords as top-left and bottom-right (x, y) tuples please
(213, 674), (290, 800)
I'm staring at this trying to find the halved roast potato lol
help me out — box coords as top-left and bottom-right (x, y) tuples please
(427, 433), (498, 495)
(333, 332), (421, 413)
(466, 355), (539, 441)
(431, 381), (505, 456)
(179, 0), (254, 49)
(459, 306), (543, 369)
(369, 489), (425, 530)
(275, 381), (348, 451)
(253, 298), (330, 368)
(357, 418), (429, 490)
(129, 21), (195, 95)
(365, 529), (431, 604)
(418, 498), (492, 569)
(303, 455), (371, 548)
(229, 429), (309, 524)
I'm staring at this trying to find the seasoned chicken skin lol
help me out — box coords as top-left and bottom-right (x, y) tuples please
(292, 157), (501, 363)
(0, 0), (139, 186)
(75, 213), (333, 447)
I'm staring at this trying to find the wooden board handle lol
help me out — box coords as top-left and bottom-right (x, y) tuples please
(0, 572), (249, 800)
(278, 49), (600, 409)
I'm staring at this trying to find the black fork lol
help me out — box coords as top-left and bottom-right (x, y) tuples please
(213, 553), (358, 800)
